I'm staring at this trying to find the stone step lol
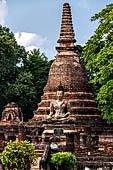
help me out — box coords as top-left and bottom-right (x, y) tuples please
(38, 99), (96, 107)
(35, 149), (44, 153)
(37, 107), (99, 116)
(41, 92), (94, 100)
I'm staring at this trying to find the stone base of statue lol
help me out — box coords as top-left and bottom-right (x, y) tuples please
(44, 116), (76, 124)
(41, 119), (77, 153)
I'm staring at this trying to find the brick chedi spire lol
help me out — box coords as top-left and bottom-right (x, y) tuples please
(32, 3), (100, 123)
(57, 3), (76, 44)
(56, 3), (77, 54)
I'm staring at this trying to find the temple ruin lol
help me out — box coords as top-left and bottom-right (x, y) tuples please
(0, 2), (113, 170)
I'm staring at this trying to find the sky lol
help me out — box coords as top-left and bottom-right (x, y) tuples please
(0, 0), (113, 60)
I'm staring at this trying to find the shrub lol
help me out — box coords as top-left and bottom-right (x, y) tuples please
(51, 152), (76, 170)
(1, 140), (38, 170)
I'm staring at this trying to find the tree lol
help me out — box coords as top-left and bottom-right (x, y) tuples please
(8, 72), (37, 121)
(0, 25), (53, 121)
(8, 49), (53, 121)
(1, 140), (38, 170)
(0, 25), (27, 118)
(82, 3), (113, 123)
(24, 49), (53, 104)
(51, 152), (76, 170)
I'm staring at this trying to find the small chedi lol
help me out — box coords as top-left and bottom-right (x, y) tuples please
(0, 2), (113, 170)
(1, 102), (23, 123)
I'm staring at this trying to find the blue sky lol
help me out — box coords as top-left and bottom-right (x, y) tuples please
(0, 0), (113, 60)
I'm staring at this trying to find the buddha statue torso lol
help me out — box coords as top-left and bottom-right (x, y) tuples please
(50, 100), (70, 119)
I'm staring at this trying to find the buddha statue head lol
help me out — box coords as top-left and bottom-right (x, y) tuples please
(56, 82), (64, 101)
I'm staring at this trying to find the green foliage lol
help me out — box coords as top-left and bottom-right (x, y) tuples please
(51, 152), (76, 170)
(8, 72), (37, 121)
(8, 49), (52, 121)
(82, 3), (113, 123)
(1, 140), (38, 170)
(97, 80), (113, 122)
(24, 49), (53, 104)
(0, 25), (53, 121)
(0, 25), (26, 79)
(0, 25), (27, 118)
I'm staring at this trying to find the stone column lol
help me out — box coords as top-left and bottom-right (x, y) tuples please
(18, 124), (26, 141)
(66, 133), (74, 152)
(74, 133), (80, 153)
(4, 134), (8, 146)
(16, 135), (19, 142)
(80, 133), (86, 149)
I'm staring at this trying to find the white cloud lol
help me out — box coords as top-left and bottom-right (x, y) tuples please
(15, 32), (47, 47)
(78, 0), (89, 9)
(0, 0), (8, 25)
(15, 32), (55, 60)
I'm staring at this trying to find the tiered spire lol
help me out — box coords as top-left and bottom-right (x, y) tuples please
(57, 3), (76, 44)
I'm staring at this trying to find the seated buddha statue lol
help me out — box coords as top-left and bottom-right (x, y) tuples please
(47, 83), (71, 121)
